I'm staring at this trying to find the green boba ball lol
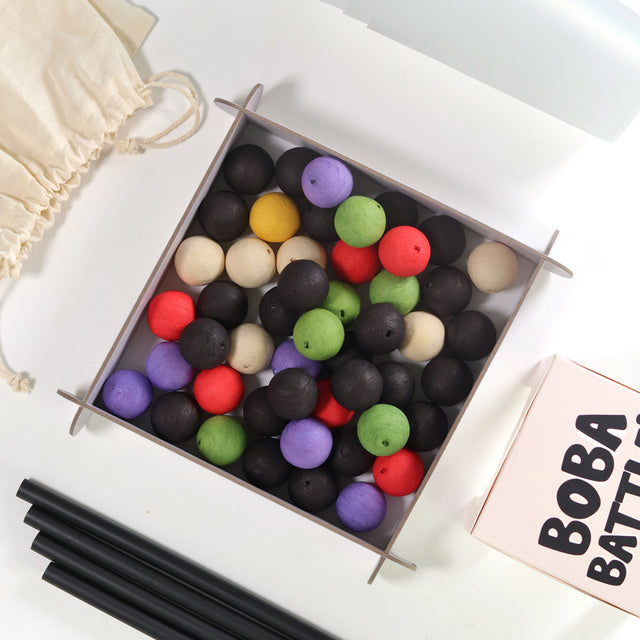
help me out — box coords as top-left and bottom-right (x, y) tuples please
(369, 270), (420, 315)
(197, 415), (247, 466)
(334, 196), (386, 248)
(293, 308), (345, 360)
(321, 281), (361, 325)
(357, 404), (410, 456)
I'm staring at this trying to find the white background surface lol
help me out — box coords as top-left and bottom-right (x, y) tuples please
(3, 1), (640, 638)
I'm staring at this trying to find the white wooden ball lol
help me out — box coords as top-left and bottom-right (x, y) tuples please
(227, 323), (275, 374)
(398, 311), (445, 362)
(225, 237), (276, 288)
(276, 235), (327, 273)
(174, 235), (224, 286)
(467, 242), (519, 293)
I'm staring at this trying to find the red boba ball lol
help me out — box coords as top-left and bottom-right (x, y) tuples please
(193, 365), (244, 415)
(312, 378), (355, 428)
(331, 240), (381, 284)
(378, 226), (430, 277)
(147, 290), (196, 341)
(373, 448), (424, 496)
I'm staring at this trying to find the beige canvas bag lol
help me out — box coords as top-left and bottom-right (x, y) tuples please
(0, 0), (200, 392)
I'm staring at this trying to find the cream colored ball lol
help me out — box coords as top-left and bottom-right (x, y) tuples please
(467, 242), (519, 293)
(227, 323), (275, 374)
(276, 235), (327, 273)
(174, 235), (224, 286)
(225, 237), (276, 288)
(398, 311), (445, 362)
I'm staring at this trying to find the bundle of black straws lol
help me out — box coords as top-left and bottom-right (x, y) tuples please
(17, 479), (335, 640)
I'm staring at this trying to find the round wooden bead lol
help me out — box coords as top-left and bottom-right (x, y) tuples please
(419, 215), (466, 265)
(321, 281), (361, 325)
(150, 392), (201, 443)
(147, 290), (196, 341)
(274, 147), (320, 197)
(271, 338), (322, 379)
(227, 323), (274, 375)
(197, 190), (249, 243)
(299, 202), (339, 243)
(243, 386), (287, 436)
(378, 225), (430, 277)
(280, 418), (333, 469)
(288, 466), (339, 512)
(357, 404), (410, 456)
(373, 449), (424, 496)
(277, 259), (329, 312)
(145, 341), (195, 391)
(242, 438), (292, 490)
(301, 156), (353, 208)
(369, 270), (420, 316)
(377, 360), (415, 407)
(267, 368), (318, 420)
(421, 356), (473, 406)
(335, 482), (386, 532)
(102, 369), (152, 420)
(293, 308), (345, 361)
(335, 196), (386, 248)
(330, 240), (381, 284)
(419, 265), (472, 317)
(222, 144), (274, 195)
(312, 378), (354, 428)
(446, 310), (497, 361)
(276, 235), (327, 273)
(173, 235), (225, 286)
(179, 318), (230, 370)
(225, 237), (276, 289)
(258, 287), (300, 337)
(249, 192), (300, 243)
(405, 401), (448, 451)
(375, 191), (418, 230)
(193, 365), (244, 415)
(353, 302), (406, 355)
(197, 280), (248, 329)
(330, 358), (382, 412)
(197, 415), (247, 466)
(328, 423), (375, 477)
(467, 241), (519, 293)
(398, 311), (445, 362)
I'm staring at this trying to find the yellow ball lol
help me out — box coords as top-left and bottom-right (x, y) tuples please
(249, 192), (300, 243)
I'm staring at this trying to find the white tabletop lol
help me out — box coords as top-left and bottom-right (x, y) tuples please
(3, 1), (640, 638)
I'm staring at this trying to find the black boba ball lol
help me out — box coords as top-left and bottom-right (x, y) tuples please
(243, 386), (288, 436)
(299, 201), (339, 242)
(150, 392), (201, 443)
(353, 302), (406, 355)
(377, 361), (415, 407)
(197, 190), (249, 242)
(328, 423), (375, 477)
(258, 287), (300, 336)
(405, 401), (449, 451)
(277, 259), (330, 312)
(267, 368), (318, 420)
(330, 358), (383, 412)
(222, 144), (274, 195)
(419, 266), (472, 317)
(197, 280), (248, 329)
(288, 466), (339, 512)
(375, 191), (419, 230)
(421, 356), (474, 406)
(275, 147), (321, 198)
(242, 438), (293, 490)
(419, 215), (466, 265)
(446, 310), (497, 361)
(179, 318), (230, 370)
(324, 331), (371, 373)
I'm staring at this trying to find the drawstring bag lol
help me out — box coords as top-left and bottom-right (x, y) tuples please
(0, 0), (201, 392)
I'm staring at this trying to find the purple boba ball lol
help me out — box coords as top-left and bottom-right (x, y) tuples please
(280, 418), (333, 469)
(301, 157), (353, 208)
(336, 482), (387, 532)
(271, 339), (322, 379)
(102, 369), (153, 420)
(145, 341), (196, 391)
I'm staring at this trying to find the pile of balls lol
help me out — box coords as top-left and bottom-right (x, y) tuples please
(100, 142), (520, 535)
